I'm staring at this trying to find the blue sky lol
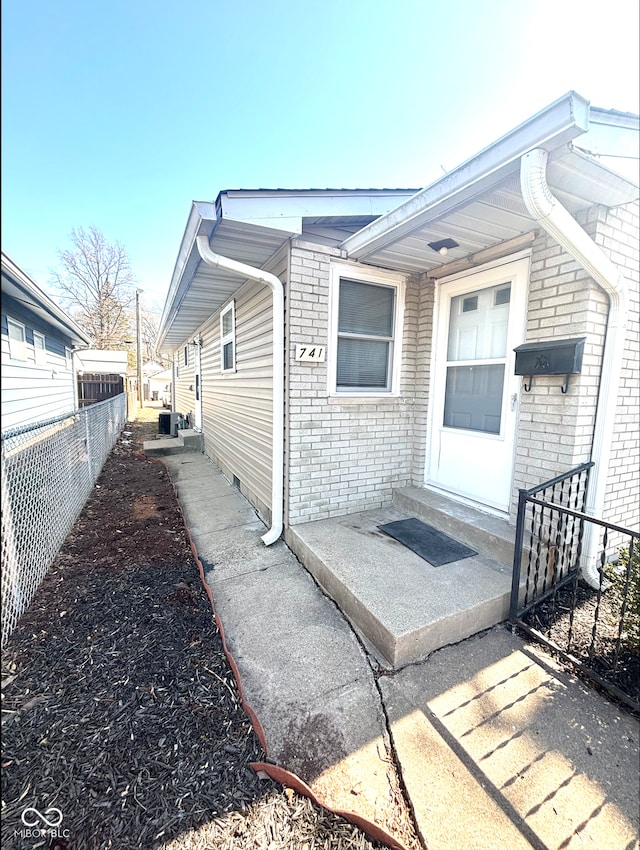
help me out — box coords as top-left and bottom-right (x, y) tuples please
(2, 0), (638, 309)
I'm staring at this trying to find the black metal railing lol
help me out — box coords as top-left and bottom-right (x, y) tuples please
(510, 462), (639, 712)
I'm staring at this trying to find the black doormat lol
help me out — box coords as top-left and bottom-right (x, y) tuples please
(377, 518), (478, 566)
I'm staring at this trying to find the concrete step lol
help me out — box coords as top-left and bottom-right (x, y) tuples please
(393, 487), (516, 568)
(179, 429), (204, 450)
(286, 504), (514, 669)
(143, 429), (203, 457)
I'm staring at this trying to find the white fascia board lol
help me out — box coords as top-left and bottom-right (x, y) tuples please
(219, 189), (417, 231)
(342, 91), (591, 260)
(157, 201), (218, 350)
(1, 251), (92, 345)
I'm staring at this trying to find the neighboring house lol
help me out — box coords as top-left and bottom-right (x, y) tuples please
(1, 252), (91, 431)
(157, 92), (639, 553)
(143, 361), (167, 401)
(147, 368), (172, 405)
(75, 349), (128, 408)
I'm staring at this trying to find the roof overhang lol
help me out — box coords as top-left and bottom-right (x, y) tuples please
(1, 251), (92, 345)
(157, 189), (418, 351)
(341, 92), (639, 275)
(157, 202), (297, 351)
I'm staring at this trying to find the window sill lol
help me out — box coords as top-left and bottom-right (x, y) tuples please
(327, 393), (404, 405)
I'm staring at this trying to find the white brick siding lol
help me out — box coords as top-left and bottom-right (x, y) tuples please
(285, 199), (638, 531)
(511, 202), (638, 527)
(592, 201), (639, 531)
(286, 242), (419, 524)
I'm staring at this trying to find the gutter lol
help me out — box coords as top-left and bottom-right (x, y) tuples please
(520, 148), (629, 587)
(196, 234), (284, 546)
(342, 91), (590, 260)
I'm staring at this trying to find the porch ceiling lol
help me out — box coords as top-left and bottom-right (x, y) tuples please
(342, 147), (639, 275)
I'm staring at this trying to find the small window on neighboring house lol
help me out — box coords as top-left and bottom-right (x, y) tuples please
(335, 277), (398, 392)
(184, 346), (189, 366)
(220, 302), (236, 372)
(7, 319), (27, 361)
(34, 331), (47, 365)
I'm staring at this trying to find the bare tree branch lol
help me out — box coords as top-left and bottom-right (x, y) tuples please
(51, 226), (136, 348)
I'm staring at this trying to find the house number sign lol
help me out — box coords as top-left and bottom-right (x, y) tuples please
(295, 344), (326, 362)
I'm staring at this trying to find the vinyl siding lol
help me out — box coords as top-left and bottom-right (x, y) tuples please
(1, 299), (76, 431)
(194, 244), (287, 519)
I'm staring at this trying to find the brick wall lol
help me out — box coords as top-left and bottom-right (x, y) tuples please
(411, 276), (435, 487)
(285, 199), (638, 530)
(592, 201), (639, 531)
(285, 241), (419, 525)
(512, 201), (639, 529)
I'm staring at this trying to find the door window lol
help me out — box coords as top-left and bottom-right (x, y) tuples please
(443, 283), (511, 435)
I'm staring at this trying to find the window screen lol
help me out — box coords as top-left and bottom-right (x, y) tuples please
(336, 279), (395, 390)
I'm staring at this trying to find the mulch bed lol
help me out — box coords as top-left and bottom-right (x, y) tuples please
(1, 411), (389, 850)
(522, 580), (640, 708)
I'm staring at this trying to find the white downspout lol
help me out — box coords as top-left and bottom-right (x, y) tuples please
(196, 234), (284, 546)
(520, 148), (629, 588)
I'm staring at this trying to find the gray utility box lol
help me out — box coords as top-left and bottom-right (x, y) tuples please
(158, 411), (182, 437)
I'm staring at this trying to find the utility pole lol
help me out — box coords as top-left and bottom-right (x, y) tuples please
(136, 289), (143, 408)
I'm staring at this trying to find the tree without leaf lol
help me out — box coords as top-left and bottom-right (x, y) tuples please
(51, 226), (136, 349)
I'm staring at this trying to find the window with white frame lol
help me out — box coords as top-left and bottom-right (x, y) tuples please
(33, 331), (47, 365)
(7, 318), (27, 361)
(330, 266), (404, 394)
(220, 302), (235, 372)
(184, 345), (189, 366)
(65, 347), (73, 369)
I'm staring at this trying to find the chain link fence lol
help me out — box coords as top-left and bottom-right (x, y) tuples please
(1, 394), (127, 648)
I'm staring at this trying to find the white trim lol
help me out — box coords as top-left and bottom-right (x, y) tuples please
(33, 330), (47, 366)
(220, 300), (236, 373)
(328, 261), (406, 397)
(7, 318), (27, 361)
(425, 255), (530, 511)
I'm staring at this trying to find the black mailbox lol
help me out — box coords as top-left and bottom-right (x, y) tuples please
(514, 337), (586, 393)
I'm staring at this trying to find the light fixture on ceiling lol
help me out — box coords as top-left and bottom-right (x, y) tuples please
(428, 238), (460, 257)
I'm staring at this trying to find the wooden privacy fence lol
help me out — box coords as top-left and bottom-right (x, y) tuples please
(77, 373), (124, 408)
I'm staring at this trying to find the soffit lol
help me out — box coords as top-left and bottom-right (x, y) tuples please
(159, 219), (292, 351)
(344, 148), (638, 275)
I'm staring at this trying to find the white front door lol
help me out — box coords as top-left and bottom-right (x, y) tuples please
(427, 257), (529, 513)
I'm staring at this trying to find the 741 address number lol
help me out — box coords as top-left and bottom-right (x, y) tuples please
(295, 344), (326, 362)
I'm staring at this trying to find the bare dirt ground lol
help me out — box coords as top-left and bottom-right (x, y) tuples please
(1, 408), (392, 850)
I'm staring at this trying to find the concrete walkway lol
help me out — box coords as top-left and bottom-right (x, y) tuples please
(159, 452), (640, 850)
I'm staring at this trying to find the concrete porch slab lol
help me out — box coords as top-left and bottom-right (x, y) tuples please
(285, 505), (515, 669)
